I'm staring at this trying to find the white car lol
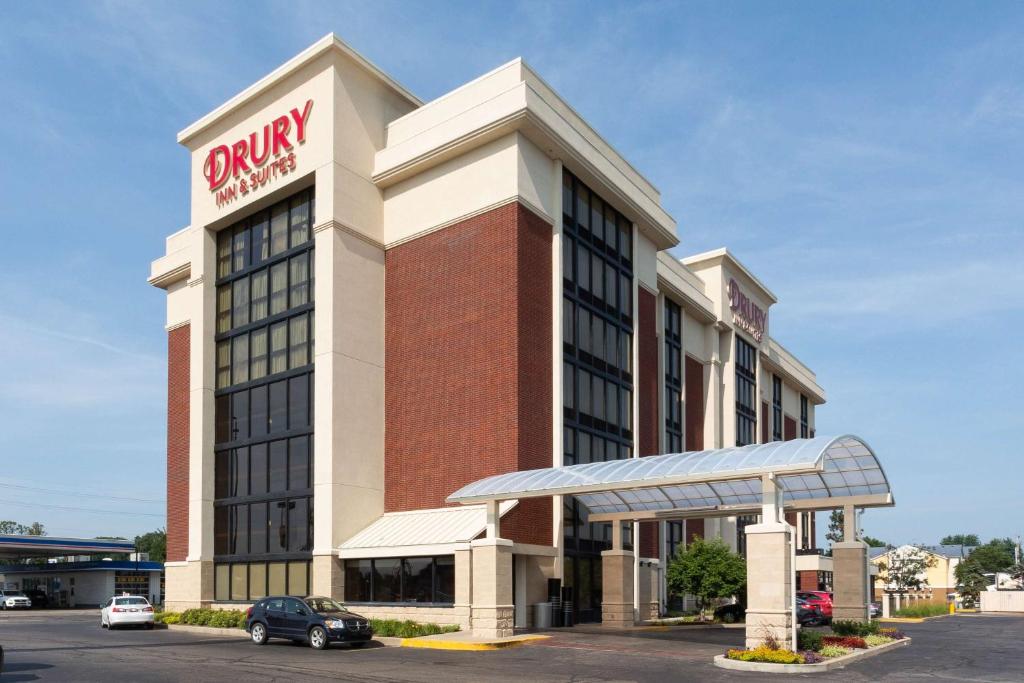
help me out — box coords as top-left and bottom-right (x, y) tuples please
(0, 590), (31, 610)
(100, 595), (154, 630)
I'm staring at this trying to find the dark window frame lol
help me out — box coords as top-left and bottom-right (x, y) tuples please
(343, 556), (456, 606)
(772, 375), (783, 442)
(735, 336), (757, 447)
(664, 298), (683, 452)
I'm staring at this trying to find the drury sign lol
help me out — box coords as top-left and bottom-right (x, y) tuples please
(727, 278), (766, 342)
(203, 100), (314, 207)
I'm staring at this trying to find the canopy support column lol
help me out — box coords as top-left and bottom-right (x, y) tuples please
(744, 474), (793, 650)
(602, 522), (635, 628)
(471, 500), (513, 638)
(832, 504), (869, 622)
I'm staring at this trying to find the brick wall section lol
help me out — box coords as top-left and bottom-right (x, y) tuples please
(166, 324), (190, 563)
(637, 288), (659, 558)
(384, 202), (551, 545)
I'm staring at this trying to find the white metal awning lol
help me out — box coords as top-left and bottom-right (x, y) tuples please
(337, 501), (517, 559)
(446, 435), (893, 522)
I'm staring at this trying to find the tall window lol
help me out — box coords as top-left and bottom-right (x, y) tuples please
(800, 394), (809, 438)
(561, 170), (633, 623)
(213, 188), (315, 602)
(772, 375), (782, 442)
(735, 336), (757, 447)
(664, 299), (682, 453)
(736, 514), (757, 557)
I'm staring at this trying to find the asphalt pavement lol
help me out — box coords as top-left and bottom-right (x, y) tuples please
(1, 610), (1022, 682)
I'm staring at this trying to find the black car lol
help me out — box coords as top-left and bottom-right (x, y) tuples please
(23, 590), (48, 609)
(796, 597), (824, 626)
(713, 603), (744, 623)
(246, 596), (373, 650)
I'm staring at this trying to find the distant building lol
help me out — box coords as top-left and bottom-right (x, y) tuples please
(870, 544), (975, 604)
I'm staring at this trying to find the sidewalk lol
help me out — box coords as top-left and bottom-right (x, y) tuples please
(400, 631), (549, 651)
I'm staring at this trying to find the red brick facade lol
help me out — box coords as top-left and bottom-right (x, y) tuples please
(166, 324), (190, 563)
(384, 202), (552, 546)
(637, 288), (659, 558)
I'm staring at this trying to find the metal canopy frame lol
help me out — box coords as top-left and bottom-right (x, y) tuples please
(447, 435), (893, 521)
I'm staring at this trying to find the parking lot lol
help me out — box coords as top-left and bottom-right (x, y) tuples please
(2, 611), (1023, 682)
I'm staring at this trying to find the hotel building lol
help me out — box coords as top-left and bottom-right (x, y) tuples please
(150, 34), (829, 627)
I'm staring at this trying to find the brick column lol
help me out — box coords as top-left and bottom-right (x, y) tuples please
(471, 538), (514, 638)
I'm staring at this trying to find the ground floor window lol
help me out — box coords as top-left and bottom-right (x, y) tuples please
(214, 560), (310, 602)
(343, 556), (454, 605)
(114, 572), (151, 597)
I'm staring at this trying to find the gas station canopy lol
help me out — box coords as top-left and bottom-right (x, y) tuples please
(0, 535), (135, 560)
(447, 435), (893, 521)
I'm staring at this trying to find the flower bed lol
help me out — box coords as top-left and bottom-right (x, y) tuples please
(722, 620), (911, 668)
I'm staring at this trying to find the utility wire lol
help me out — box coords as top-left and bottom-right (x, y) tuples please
(0, 482), (164, 504)
(0, 498), (164, 518)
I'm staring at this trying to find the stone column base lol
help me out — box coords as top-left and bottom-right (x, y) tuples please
(601, 549), (635, 628)
(601, 601), (634, 627)
(745, 609), (794, 650)
(471, 605), (514, 638)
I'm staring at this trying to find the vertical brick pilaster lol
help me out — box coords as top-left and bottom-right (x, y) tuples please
(166, 324), (190, 562)
(637, 288), (659, 558)
(384, 202), (551, 546)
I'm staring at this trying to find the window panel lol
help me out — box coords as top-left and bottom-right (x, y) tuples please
(217, 230), (232, 278)
(251, 328), (268, 380)
(217, 286), (232, 333)
(215, 450), (229, 499)
(231, 504), (248, 555)
(214, 506), (229, 555)
(251, 214), (269, 266)
(215, 395), (230, 444)
(269, 440), (288, 493)
(250, 501), (267, 553)
(232, 226), (249, 273)
(434, 556), (455, 604)
(269, 322), (288, 375)
(251, 270), (268, 322)
(289, 436), (309, 490)
(345, 560), (372, 602)
(267, 562), (286, 595)
(216, 341), (231, 389)
(577, 243), (589, 292)
(373, 559), (401, 602)
(288, 560), (308, 596)
(215, 563), (229, 601)
(289, 314), (308, 368)
(231, 389), (249, 441)
(288, 498), (310, 552)
(232, 334), (249, 385)
(232, 275), (250, 327)
(249, 444), (267, 495)
(268, 380), (287, 433)
(269, 262), (288, 316)
(576, 185), (590, 232)
(268, 499), (288, 553)
(403, 557), (433, 603)
(270, 203), (288, 256)
(289, 194), (310, 248)
(250, 385), (268, 438)
(231, 447), (249, 497)
(249, 562), (267, 600)
(288, 374), (309, 430)
(289, 253), (309, 307)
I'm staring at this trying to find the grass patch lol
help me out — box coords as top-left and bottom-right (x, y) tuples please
(370, 619), (460, 638)
(893, 603), (948, 618)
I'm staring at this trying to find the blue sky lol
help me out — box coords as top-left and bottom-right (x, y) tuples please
(0, 1), (1020, 545)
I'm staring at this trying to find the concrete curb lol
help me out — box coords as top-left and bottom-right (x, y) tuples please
(713, 637), (911, 674)
(400, 634), (549, 651)
(879, 613), (951, 623)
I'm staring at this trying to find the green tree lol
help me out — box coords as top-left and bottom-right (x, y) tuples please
(968, 539), (1015, 573)
(666, 537), (746, 619)
(941, 534), (980, 547)
(862, 536), (887, 548)
(825, 510), (844, 545)
(134, 528), (167, 563)
(877, 546), (936, 592)
(0, 520), (46, 535)
(954, 557), (988, 608)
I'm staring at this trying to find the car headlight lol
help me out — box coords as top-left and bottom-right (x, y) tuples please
(325, 619), (345, 629)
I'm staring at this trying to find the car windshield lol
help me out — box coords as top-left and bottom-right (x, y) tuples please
(115, 597), (149, 605)
(5, 591), (24, 596)
(305, 597), (348, 613)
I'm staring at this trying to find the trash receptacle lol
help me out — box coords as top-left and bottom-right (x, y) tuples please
(533, 602), (552, 629)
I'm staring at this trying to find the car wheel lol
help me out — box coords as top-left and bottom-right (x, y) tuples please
(250, 622), (268, 645)
(308, 626), (328, 650)
(721, 611), (736, 624)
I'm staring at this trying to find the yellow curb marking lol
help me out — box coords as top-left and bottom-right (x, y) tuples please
(400, 634), (550, 651)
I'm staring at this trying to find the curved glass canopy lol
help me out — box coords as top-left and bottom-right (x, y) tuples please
(447, 435), (893, 518)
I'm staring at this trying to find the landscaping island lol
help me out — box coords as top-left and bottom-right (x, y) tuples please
(715, 620), (911, 673)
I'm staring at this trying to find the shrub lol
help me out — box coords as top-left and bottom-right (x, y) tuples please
(797, 630), (824, 652)
(893, 603), (947, 618)
(819, 645), (852, 658)
(154, 611), (179, 625)
(725, 646), (804, 664)
(369, 619), (460, 638)
(170, 608), (245, 628)
(831, 620), (880, 637)
(800, 650), (824, 664)
(822, 635), (868, 649)
(879, 627), (907, 640)
(864, 635), (894, 647)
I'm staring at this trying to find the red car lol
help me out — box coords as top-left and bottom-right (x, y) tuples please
(797, 591), (833, 619)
